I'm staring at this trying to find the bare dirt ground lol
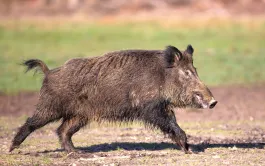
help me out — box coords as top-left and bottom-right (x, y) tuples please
(0, 85), (265, 165)
(1, 85), (265, 120)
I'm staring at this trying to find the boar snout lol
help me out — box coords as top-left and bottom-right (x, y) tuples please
(193, 91), (217, 109)
(209, 99), (218, 109)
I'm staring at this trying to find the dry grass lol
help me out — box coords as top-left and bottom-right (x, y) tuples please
(0, 116), (264, 166)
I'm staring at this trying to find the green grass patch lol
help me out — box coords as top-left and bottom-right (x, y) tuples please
(0, 21), (265, 93)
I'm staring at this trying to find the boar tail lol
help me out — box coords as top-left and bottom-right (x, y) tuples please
(22, 59), (49, 75)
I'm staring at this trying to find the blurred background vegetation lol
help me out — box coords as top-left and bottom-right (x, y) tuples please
(0, 0), (264, 93)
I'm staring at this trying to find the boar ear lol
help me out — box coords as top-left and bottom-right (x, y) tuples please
(185, 44), (194, 55)
(165, 46), (183, 67)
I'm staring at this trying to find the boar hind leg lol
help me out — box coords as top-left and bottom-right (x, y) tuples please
(57, 116), (88, 152)
(10, 110), (61, 152)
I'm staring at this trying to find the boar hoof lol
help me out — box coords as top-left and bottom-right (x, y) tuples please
(65, 147), (77, 153)
(178, 140), (191, 154)
(9, 145), (18, 152)
(65, 149), (84, 156)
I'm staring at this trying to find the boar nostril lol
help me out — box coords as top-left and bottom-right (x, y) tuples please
(209, 100), (218, 109)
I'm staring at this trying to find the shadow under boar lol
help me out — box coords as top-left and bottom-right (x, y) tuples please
(10, 45), (217, 154)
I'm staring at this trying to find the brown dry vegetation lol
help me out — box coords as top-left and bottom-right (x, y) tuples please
(0, 0), (265, 20)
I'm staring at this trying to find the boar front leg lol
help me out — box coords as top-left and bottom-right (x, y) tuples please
(165, 109), (190, 154)
(168, 120), (190, 153)
(143, 106), (190, 153)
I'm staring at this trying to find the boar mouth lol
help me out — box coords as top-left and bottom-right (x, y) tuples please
(193, 92), (209, 109)
(194, 98), (217, 109)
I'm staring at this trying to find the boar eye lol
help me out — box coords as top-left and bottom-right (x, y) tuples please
(185, 70), (191, 76)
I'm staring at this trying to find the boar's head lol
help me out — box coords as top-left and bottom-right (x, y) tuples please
(163, 45), (217, 109)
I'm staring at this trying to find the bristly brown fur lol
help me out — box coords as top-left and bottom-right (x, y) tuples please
(10, 45), (216, 154)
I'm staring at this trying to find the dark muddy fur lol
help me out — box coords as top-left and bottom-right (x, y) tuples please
(10, 45), (216, 154)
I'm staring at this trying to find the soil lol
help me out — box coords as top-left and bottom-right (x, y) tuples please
(0, 85), (264, 165)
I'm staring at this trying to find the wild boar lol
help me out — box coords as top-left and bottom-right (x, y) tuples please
(10, 45), (217, 154)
